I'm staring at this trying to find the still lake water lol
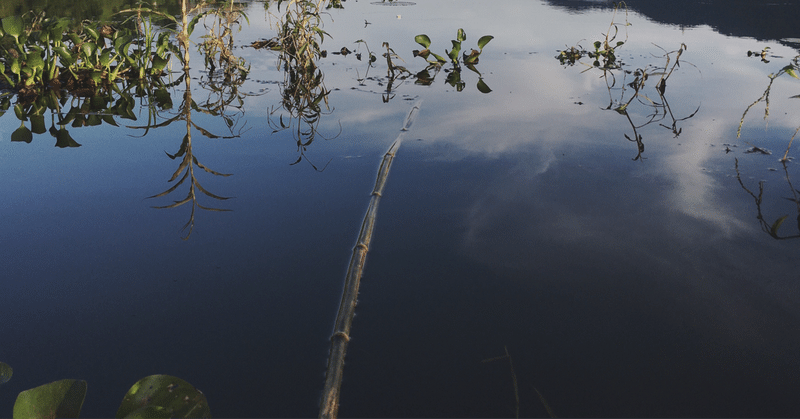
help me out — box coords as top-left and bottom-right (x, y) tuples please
(2, 0), (800, 417)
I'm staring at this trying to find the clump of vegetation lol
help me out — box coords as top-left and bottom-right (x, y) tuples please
(556, 1), (628, 69)
(554, 1), (700, 160)
(737, 54), (800, 162)
(412, 28), (493, 92)
(0, 10), (176, 98)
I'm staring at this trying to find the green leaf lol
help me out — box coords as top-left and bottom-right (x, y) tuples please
(84, 26), (99, 41)
(448, 40), (461, 62)
(414, 34), (431, 49)
(188, 12), (209, 37)
(26, 51), (45, 71)
(99, 50), (112, 68)
(476, 78), (492, 93)
(457, 28), (466, 42)
(477, 35), (493, 51)
(784, 66), (799, 79)
(10, 58), (21, 77)
(81, 42), (98, 61)
(151, 55), (169, 73)
(90, 70), (103, 85)
(0, 362), (12, 384)
(54, 46), (76, 66)
(116, 375), (211, 419)
(1, 16), (23, 40)
(13, 379), (87, 419)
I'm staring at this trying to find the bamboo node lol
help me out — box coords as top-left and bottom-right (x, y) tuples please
(331, 331), (350, 342)
(356, 243), (368, 251)
(372, 191), (383, 197)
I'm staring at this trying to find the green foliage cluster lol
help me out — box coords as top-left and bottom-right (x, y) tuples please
(412, 28), (493, 92)
(556, 1), (628, 69)
(2, 368), (210, 419)
(0, 9), (176, 95)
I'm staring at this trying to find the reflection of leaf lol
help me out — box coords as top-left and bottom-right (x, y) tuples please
(195, 179), (231, 201)
(770, 215), (789, 236)
(30, 115), (47, 134)
(55, 127), (81, 148)
(0, 362), (12, 384)
(476, 78), (492, 94)
(13, 379), (87, 419)
(11, 122), (32, 143)
(194, 156), (232, 177)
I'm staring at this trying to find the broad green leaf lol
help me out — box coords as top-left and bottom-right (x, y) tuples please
(90, 70), (103, 85)
(54, 46), (76, 66)
(13, 379), (87, 419)
(151, 55), (169, 73)
(476, 78), (492, 94)
(414, 34), (431, 49)
(84, 26), (99, 41)
(784, 66), (798, 79)
(457, 28), (466, 42)
(0, 362), (12, 384)
(477, 35), (493, 50)
(116, 375), (211, 419)
(187, 12), (209, 36)
(81, 42), (98, 61)
(26, 51), (44, 71)
(10, 58), (21, 76)
(1, 16), (23, 39)
(99, 50), (112, 68)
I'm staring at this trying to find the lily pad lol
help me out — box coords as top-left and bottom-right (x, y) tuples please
(116, 375), (210, 419)
(13, 379), (87, 419)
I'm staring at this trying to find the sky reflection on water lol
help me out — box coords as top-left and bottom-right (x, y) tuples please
(1, 0), (800, 417)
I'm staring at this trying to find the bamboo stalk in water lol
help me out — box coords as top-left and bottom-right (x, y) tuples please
(319, 101), (422, 419)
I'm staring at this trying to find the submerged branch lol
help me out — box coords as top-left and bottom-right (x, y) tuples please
(319, 100), (421, 419)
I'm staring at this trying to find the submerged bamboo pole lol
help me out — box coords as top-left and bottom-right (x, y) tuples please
(319, 101), (422, 419)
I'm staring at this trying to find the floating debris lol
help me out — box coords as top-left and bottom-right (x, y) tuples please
(744, 146), (772, 155)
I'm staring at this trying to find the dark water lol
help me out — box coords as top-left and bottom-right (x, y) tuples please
(2, 1), (800, 417)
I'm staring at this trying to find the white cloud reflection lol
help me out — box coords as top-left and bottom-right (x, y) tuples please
(243, 0), (797, 244)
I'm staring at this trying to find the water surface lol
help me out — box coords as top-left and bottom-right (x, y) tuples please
(1, 0), (799, 417)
